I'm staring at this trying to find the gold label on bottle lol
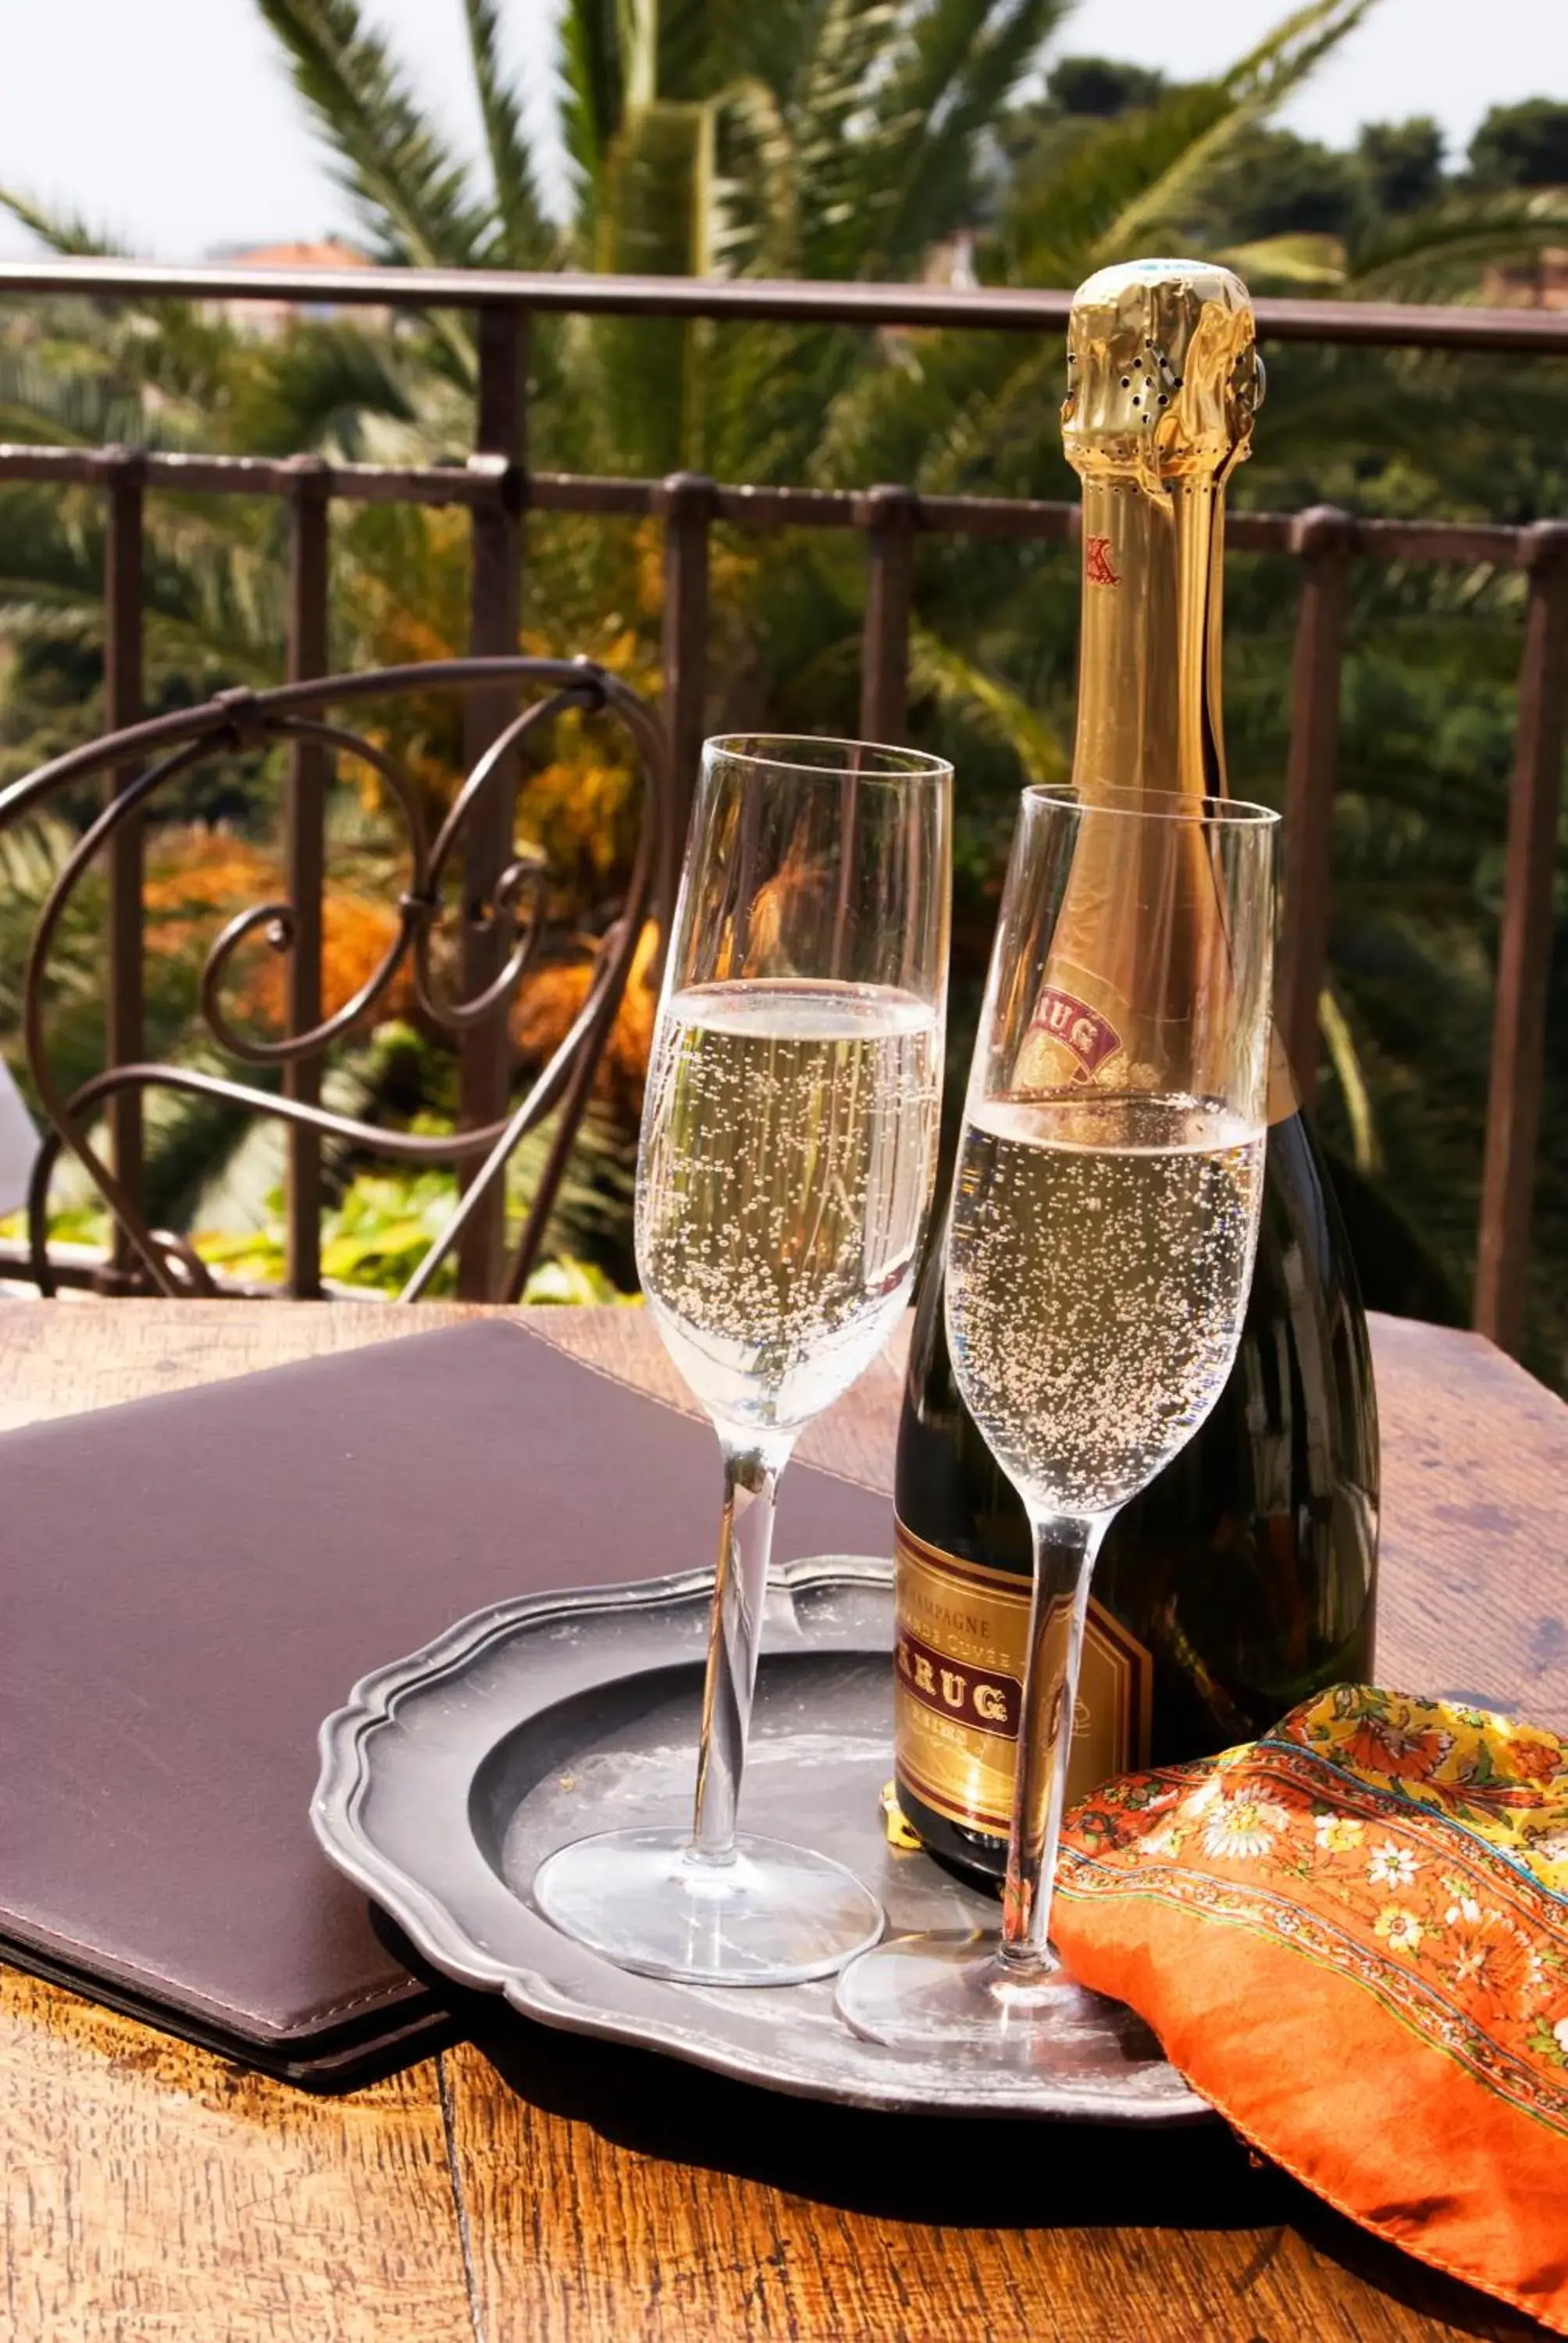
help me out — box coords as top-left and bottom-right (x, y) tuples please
(1017, 961), (1131, 1093)
(1029, 984), (1123, 1079)
(893, 1516), (1152, 1837)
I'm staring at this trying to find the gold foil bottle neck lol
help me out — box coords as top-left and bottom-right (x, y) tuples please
(1062, 256), (1262, 487)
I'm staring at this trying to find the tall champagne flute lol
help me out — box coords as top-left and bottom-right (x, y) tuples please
(533, 735), (950, 1985)
(836, 783), (1275, 2070)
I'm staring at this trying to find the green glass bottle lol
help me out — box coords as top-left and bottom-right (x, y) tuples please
(892, 259), (1379, 1880)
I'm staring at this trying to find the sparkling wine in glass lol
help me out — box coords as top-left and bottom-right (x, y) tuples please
(836, 782), (1275, 2070)
(533, 735), (950, 1985)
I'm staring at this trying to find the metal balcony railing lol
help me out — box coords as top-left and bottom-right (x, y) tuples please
(1, 260), (1565, 1343)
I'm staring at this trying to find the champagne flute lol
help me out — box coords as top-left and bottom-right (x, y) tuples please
(534, 735), (950, 1985)
(836, 783), (1275, 2069)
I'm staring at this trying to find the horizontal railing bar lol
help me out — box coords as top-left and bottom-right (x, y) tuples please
(0, 443), (1542, 567)
(712, 483), (868, 530)
(1301, 515), (1525, 565)
(3, 258), (1568, 355)
(528, 472), (659, 518)
(0, 444), (501, 505)
(1227, 511), (1531, 564)
(911, 492), (1074, 541)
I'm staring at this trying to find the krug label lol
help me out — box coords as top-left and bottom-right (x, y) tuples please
(893, 1517), (1152, 1836)
(1028, 983), (1123, 1080)
(1016, 960), (1131, 1094)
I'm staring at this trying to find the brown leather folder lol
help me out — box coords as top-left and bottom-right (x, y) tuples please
(0, 1319), (892, 2084)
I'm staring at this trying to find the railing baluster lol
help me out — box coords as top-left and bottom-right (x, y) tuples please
(657, 471), (713, 935)
(283, 457), (331, 1298)
(102, 447), (145, 1290)
(4, 261), (1566, 1330)
(1278, 506), (1351, 1111)
(458, 306), (528, 1299)
(859, 485), (918, 746)
(1474, 522), (1568, 1353)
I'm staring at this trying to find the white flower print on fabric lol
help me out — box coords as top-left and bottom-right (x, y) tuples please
(1368, 1841), (1419, 1890)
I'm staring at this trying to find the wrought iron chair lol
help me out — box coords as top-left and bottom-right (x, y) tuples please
(0, 656), (669, 1303)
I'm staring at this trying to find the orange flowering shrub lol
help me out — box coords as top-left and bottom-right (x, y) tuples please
(143, 829), (408, 1038)
(510, 921), (659, 1120)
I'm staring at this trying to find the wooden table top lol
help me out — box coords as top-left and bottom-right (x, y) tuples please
(2, 1300), (1563, 2343)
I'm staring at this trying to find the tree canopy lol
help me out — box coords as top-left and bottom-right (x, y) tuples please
(0, 0), (1566, 1367)
(1468, 99), (1568, 191)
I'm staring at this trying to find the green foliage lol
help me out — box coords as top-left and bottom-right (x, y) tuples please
(198, 1180), (629, 1301)
(1468, 99), (1568, 191)
(1357, 116), (1445, 216)
(2, 0), (1567, 1368)
(6, 1189), (633, 1303)
(462, 0), (554, 266)
(1186, 123), (1363, 242)
(254, 0), (496, 276)
(191, 1091), (636, 1297)
(1046, 55), (1167, 118)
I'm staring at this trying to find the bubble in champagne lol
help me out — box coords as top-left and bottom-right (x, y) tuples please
(637, 980), (941, 1433)
(946, 1092), (1263, 1518)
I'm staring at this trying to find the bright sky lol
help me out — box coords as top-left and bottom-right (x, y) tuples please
(0, 0), (1563, 261)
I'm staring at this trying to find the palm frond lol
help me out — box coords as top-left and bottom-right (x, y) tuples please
(219, 321), (419, 458)
(909, 627), (1068, 782)
(0, 815), (110, 1104)
(1003, 81), (1226, 284)
(0, 351), (168, 450)
(0, 480), (287, 679)
(462, 0), (555, 266)
(1348, 185), (1568, 298)
(1210, 232), (1348, 287)
(792, 0), (903, 277)
(853, 0), (1066, 280)
(0, 186), (131, 259)
(712, 77), (799, 274)
(1223, 0), (1381, 109)
(1236, 344), (1568, 505)
(254, 0), (485, 376)
(558, 0), (623, 205)
(1094, 0), (1377, 262)
(1001, 0), (1374, 277)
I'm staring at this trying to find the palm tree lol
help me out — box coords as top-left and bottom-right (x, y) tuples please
(0, 0), (1494, 765)
(2, 0), (1566, 1365)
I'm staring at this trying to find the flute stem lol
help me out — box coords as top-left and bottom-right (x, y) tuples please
(689, 1432), (791, 1865)
(1000, 1510), (1110, 1979)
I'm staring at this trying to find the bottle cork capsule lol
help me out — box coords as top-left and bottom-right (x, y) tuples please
(1063, 256), (1263, 487)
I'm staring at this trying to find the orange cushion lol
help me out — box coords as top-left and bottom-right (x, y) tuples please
(1053, 1686), (1568, 2332)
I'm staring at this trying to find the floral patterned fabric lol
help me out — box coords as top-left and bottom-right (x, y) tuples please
(1053, 1685), (1568, 2332)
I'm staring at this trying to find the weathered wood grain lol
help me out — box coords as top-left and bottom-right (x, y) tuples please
(0, 1302), (485, 2343)
(1368, 1313), (1568, 1728)
(440, 2013), (1531, 2343)
(0, 1298), (1560, 2342)
(0, 1970), (469, 2343)
(0, 1296), (486, 1430)
(531, 1303), (1568, 1728)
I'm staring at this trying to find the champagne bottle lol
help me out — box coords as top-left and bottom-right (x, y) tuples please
(893, 259), (1380, 1881)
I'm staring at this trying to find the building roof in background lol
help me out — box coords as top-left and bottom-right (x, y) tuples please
(200, 240), (387, 333)
(210, 238), (371, 272)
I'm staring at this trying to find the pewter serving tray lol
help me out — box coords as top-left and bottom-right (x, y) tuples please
(312, 1555), (1209, 2123)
